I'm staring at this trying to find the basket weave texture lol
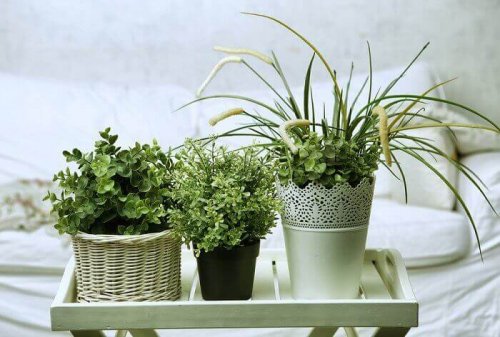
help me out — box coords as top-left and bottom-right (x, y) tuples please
(72, 230), (181, 302)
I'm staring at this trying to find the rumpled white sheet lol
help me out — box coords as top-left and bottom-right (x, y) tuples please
(407, 249), (500, 337)
(1, 222), (499, 337)
(1, 153), (499, 337)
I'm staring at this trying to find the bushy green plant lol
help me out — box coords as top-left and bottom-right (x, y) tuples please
(169, 140), (281, 255)
(44, 128), (174, 235)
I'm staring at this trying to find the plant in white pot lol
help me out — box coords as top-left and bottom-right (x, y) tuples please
(169, 139), (280, 300)
(181, 13), (500, 299)
(45, 128), (181, 302)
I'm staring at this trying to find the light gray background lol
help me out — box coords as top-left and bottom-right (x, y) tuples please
(0, 0), (498, 122)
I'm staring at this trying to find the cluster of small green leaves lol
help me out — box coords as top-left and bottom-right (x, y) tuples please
(277, 131), (380, 188)
(169, 139), (281, 255)
(44, 128), (174, 235)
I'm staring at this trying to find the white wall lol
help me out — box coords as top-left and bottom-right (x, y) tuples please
(0, 0), (499, 122)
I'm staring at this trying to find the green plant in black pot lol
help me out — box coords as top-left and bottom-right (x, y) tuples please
(44, 128), (182, 302)
(170, 139), (280, 300)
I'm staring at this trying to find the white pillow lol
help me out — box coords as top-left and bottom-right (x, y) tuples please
(390, 127), (458, 210)
(457, 152), (500, 255)
(427, 107), (500, 155)
(0, 72), (198, 183)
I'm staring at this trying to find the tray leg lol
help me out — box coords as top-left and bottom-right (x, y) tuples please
(372, 327), (410, 337)
(308, 327), (339, 337)
(70, 331), (106, 337)
(129, 329), (159, 337)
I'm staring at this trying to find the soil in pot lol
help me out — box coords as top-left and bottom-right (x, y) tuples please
(195, 240), (260, 300)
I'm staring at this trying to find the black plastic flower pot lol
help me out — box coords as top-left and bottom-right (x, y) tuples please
(195, 240), (260, 300)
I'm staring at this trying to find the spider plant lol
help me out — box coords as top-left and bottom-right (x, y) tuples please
(179, 12), (500, 256)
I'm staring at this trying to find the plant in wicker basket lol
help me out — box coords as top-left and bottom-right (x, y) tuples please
(169, 139), (280, 300)
(44, 128), (181, 302)
(180, 13), (500, 299)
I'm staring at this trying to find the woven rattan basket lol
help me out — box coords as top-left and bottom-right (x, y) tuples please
(72, 230), (181, 302)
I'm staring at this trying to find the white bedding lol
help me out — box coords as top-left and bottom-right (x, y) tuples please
(407, 249), (500, 336)
(1, 150), (499, 336)
(0, 73), (198, 184)
(0, 67), (499, 336)
(1, 218), (498, 337)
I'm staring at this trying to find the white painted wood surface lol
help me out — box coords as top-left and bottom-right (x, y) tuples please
(51, 249), (417, 337)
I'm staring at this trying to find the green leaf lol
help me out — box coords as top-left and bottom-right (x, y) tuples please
(324, 145), (335, 159)
(99, 128), (111, 139)
(303, 53), (315, 120)
(380, 42), (430, 99)
(278, 168), (289, 177)
(72, 148), (82, 158)
(299, 148), (309, 158)
(138, 179), (152, 193)
(272, 52), (302, 119)
(77, 176), (89, 189)
(130, 173), (142, 188)
(311, 151), (323, 160)
(91, 154), (111, 177)
(304, 157), (315, 172)
(97, 179), (114, 194)
(122, 200), (138, 218)
(109, 134), (118, 144)
(315, 163), (326, 174)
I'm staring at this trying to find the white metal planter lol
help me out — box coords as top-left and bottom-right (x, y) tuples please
(277, 178), (375, 299)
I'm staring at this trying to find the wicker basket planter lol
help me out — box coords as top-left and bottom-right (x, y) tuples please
(277, 178), (375, 299)
(72, 230), (181, 302)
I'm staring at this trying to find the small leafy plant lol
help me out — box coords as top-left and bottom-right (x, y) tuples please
(277, 131), (380, 188)
(45, 128), (174, 235)
(169, 139), (281, 255)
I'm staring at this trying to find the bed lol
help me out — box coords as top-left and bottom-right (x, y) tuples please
(0, 64), (499, 336)
(1, 151), (499, 337)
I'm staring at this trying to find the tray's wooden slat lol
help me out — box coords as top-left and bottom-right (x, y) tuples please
(360, 261), (392, 299)
(52, 257), (76, 304)
(252, 259), (278, 300)
(180, 251), (197, 301)
(274, 257), (293, 300)
(52, 301), (417, 331)
(374, 250), (415, 300)
(189, 274), (203, 301)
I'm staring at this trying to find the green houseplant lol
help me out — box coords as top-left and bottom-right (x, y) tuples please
(45, 128), (182, 302)
(170, 139), (280, 300)
(181, 13), (500, 299)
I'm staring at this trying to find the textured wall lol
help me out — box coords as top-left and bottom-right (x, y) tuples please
(0, 0), (499, 122)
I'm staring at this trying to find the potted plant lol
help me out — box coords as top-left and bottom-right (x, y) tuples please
(181, 13), (500, 299)
(44, 128), (181, 302)
(169, 139), (280, 300)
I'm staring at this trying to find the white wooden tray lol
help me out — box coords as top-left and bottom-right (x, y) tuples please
(51, 249), (418, 335)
